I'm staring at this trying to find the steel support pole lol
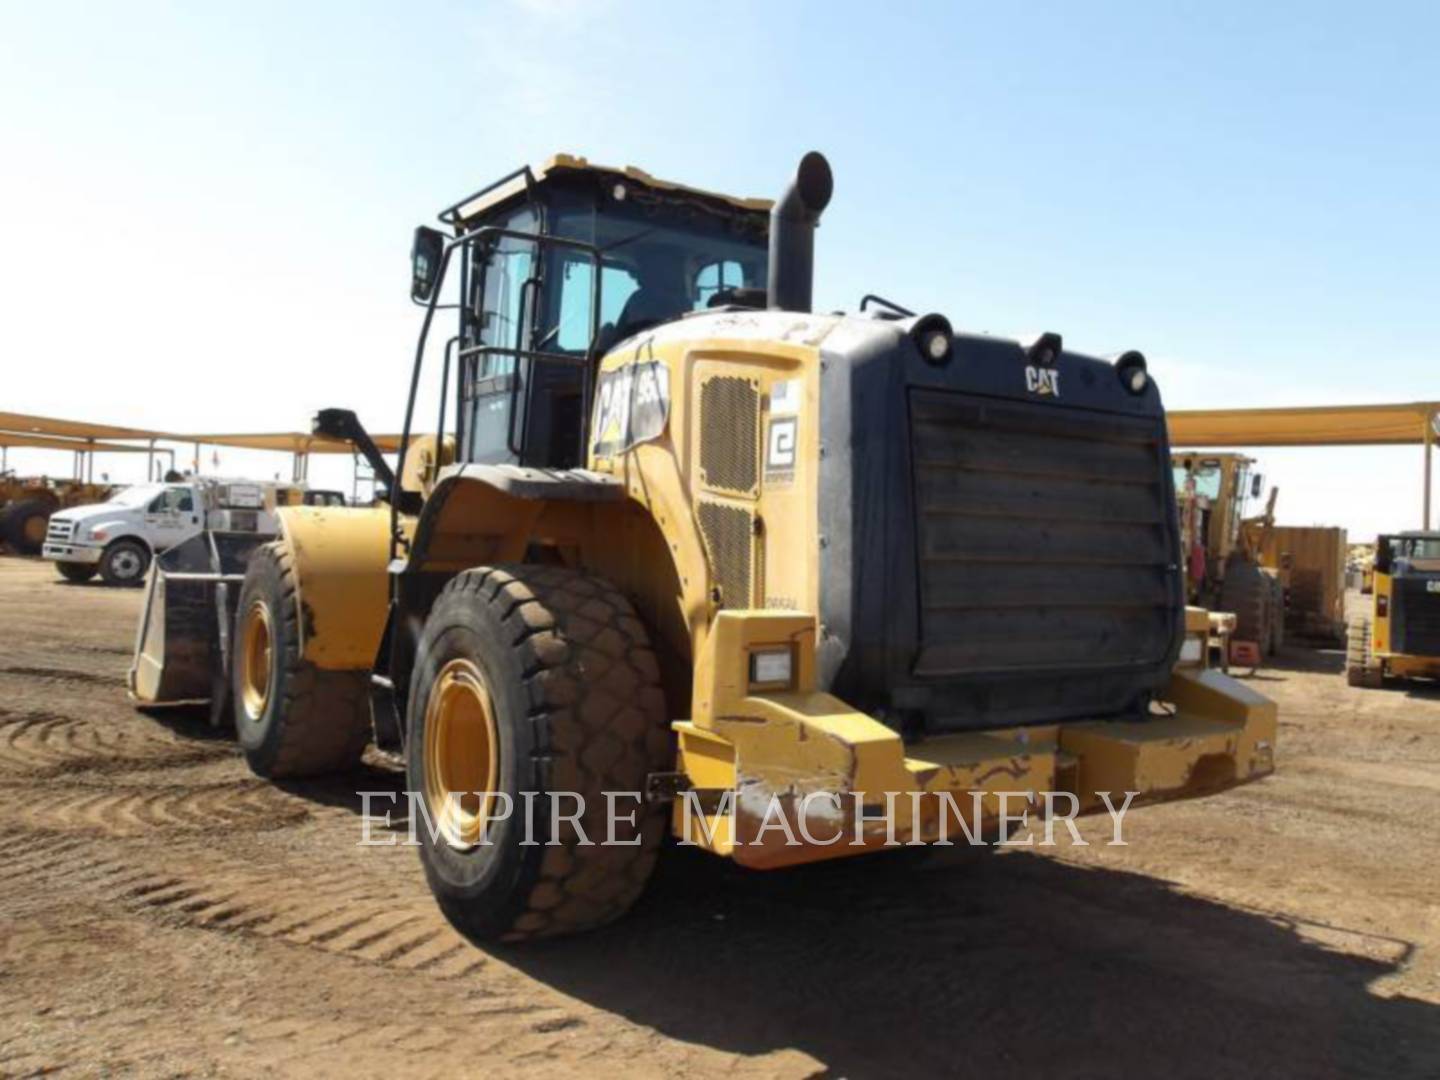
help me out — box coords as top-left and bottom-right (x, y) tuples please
(1425, 410), (1433, 530)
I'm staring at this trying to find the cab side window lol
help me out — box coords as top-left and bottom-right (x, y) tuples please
(694, 259), (744, 309)
(174, 490), (194, 513)
(472, 206), (539, 378)
(554, 258), (640, 352)
(147, 494), (168, 514)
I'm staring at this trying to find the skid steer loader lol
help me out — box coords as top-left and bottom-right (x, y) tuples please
(133, 152), (1277, 942)
(1347, 531), (1440, 686)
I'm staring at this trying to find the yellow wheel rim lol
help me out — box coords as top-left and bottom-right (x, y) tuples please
(424, 657), (500, 850)
(24, 515), (46, 546)
(239, 600), (273, 721)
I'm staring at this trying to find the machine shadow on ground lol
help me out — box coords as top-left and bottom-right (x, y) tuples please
(135, 703), (235, 746)
(500, 844), (1440, 1077)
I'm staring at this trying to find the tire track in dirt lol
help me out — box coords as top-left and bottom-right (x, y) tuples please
(2, 823), (542, 990)
(0, 778), (309, 835)
(1, 664), (117, 686)
(0, 708), (232, 775)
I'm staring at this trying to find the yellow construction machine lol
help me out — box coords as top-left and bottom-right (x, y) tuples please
(133, 153), (1277, 941)
(0, 473), (113, 555)
(1172, 451), (1287, 660)
(1347, 532), (1440, 686)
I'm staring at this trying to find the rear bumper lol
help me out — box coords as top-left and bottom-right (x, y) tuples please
(675, 612), (1277, 868)
(42, 543), (102, 564)
(1380, 654), (1440, 680)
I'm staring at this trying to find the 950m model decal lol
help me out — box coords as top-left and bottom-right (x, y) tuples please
(591, 361), (671, 457)
(1025, 365), (1060, 397)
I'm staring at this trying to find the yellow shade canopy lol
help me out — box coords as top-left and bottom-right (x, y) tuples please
(1169, 402), (1439, 448)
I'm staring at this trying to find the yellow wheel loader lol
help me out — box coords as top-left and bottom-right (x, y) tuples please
(1172, 452), (1287, 662)
(133, 152), (1277, 942)
(1347, 532), (1440, 687)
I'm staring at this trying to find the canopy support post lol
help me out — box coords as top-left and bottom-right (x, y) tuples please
(1425, 410), (1434, 531)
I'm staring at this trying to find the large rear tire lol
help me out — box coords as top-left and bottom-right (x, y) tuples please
(1267, 572), (1286, 655)
(232, 541), (371, 778)
(407, 565), (672, 943)
(55, 561), (98, 584)
(1218, 559), (1271, 654)
(1346, 611), (1383, 688)
(2, 499), (51, 555)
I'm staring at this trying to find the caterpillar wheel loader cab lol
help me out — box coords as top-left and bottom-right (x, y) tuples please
(1172, 451), (1287, 661)
(168, 152), (1276, 943)
(1347, 532), (1440, 687)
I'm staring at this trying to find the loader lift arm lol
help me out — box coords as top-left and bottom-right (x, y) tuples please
(312, 408), (420, 514)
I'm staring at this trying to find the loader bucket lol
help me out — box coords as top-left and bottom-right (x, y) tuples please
(128, 533), (267, 711)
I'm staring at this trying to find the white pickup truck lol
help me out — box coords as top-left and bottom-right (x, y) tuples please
(42, 480), (345, 586)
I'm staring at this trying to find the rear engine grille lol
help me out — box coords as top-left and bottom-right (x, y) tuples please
(909, 391), (1176, 679)
(1393, 579), (1440, 656)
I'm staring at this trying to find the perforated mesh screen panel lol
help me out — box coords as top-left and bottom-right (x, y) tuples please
(698, 499), (754, 608)
(699, 377), (759, 495)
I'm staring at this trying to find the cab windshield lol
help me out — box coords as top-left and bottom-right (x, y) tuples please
(1397, 537), (1440, 560)
(107, 484), (165, 508)
(543, 205), (767, 354)
(1174, 462), (1223, 501)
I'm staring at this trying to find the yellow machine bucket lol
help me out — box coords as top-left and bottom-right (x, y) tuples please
(129, 533), (267, 712)
(674, 612), (1277, 867)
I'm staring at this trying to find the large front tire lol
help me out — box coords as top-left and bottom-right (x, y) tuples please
(407, 565), (672, 943)
(232, 541), (371, 778)
(55, 561), (98, 584)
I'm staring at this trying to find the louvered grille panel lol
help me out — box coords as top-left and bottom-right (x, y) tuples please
(910, 391), (1176, 677)
(1392, 579), (1440, 656)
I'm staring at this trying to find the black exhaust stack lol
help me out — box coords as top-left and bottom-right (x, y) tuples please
(767, 151), (833, 312)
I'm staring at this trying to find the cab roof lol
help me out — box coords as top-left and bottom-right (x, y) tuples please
(439, 153), (773, 228)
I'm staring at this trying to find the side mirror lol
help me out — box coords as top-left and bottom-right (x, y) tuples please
(410, 226), (445, 302)
(1251, 473), (1263, 498)
(1375, 538), (1393, 574)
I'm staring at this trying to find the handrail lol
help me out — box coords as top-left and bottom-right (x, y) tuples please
(392, 225), (604, 561)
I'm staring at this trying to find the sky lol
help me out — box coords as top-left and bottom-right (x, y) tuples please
(1, 0), (1436, 535)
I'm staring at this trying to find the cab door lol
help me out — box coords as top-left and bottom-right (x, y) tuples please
(144, 486), (202, 550)
(463, 206), (538, 464)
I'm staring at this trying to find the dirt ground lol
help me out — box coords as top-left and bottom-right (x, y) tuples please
(1, 556), (1438, 1078)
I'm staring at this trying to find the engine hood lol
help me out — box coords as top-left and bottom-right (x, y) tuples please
(50, 503), (137, 528)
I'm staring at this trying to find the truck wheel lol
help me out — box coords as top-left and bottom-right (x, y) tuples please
(232, 541), (371, 778)
(2, 499), (51, 555)
(407, 565), (672, 943)
(1345, 612), (1383, 688)
(99, 539), (151, 587)
(55, 561), (98, 584)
